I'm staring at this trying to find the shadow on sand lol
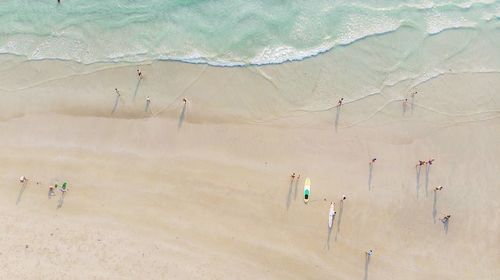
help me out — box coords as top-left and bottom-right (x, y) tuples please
(293, 178), (299, 201)
(415, 165), (422, 198)
(326, 216), (335, 250)
(443, 220), (449, 235)
(364, 254), (371, 280)
(432, 191), (437, 223)
(411, 95), (415, 114)
(368, 163), (373, 190)
(335, 106), (341, 132)
(133, 79), (142, 101)
(57, 192), (66, 209)
(177, 103), (187, 130)
(335, 200), (344, 241)
(286, 179), (293, 210)
(16, 181), (28, 205)
(145, 101), (151, 113)
(425, 165), (431, 197)
(111, 95), (120, 115)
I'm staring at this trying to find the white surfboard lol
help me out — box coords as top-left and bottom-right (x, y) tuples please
(329, 202), (335, 228)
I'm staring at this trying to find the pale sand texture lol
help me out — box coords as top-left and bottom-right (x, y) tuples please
(0, 49), (499, 279)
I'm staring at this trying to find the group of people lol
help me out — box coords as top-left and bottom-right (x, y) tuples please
(416, 158), (435, 167)
(289, 153), (452, 258)
(113, 69), (189, 113)
(48, 182), (69, 197)
(416, 159), (452, 222)
(18, 176), (69, 199)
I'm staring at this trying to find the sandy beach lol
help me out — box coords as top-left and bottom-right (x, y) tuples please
(1, 32), (500, 279)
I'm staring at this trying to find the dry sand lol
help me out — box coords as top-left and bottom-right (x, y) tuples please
(0, 52), (499, 279)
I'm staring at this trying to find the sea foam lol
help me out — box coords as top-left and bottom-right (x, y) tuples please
(0, 0), (497, 66)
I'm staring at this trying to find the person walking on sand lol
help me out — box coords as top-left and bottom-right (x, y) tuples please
(434, 185), (443, 191)
(428, 158), (435, 165)
(115, 88), (120, 97)
(440, 214), (451, 223)
(137, 69), (142, 79)
(183, 98), (188, 104)
(411, 91), (418, 97)
(146, 96), (151, 105)
(337, 97), (344, 107)
(416, 160), (426, 167)
(403, 98), (408, 110)
(342, 195), (347, 201)
(366, 249), (373, 257)
(370, 158), (377, 164)
(291, 173), (296, 181)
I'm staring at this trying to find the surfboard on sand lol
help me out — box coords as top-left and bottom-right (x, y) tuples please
(329, 202), (335, 228)
(304, 178), (311, 203)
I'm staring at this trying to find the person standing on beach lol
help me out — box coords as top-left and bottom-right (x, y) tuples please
(19, 176), (27, 183)
(342, 195), (347, 201)
(428, 159), (435, 165)
(137, 69), (142, 79)
(366, 250), (373, 257)
(370, 158), (377, 164)
(434, 185), (443, 191)
(403, 98), (408, 111)
(291, 173), (296, 181)
(337, 98), (344, 107)
(183, 98), (188, 104)
(416, 160), (426, 167)
(115, 88), (120, 97)
(440, 214), (451, 223)
(48, 185), (55, 197)
(146, 96), (150, 105)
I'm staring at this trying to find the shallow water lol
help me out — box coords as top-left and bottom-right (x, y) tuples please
(0, 0), (498, 66)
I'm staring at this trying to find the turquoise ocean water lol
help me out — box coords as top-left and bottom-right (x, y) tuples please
(0, 0), (498, 66)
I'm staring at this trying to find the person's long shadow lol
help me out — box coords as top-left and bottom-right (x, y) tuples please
(111, 95), (120, 115)
(432, 191), (437, 223)
(326, 216), (335, 250)
(293, 178), (299, 201)
(335, 200), (344, 241)
(133, 79), (142, 101)
(368, 163), (373, 190)
(286, 179), (293, 210)
(443, 220), (449, 235)
(16, 181), (28, 205)
(144, 101), (150, 113)
(57, 192), (66, 209)
(177, 103), (187, 131)
(415, 166), (421, 198)
(425, 165), (431, 197)
(335, 106), (341, 132)
(364, 254), (371, 280)
(411, 95), (415, 115)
